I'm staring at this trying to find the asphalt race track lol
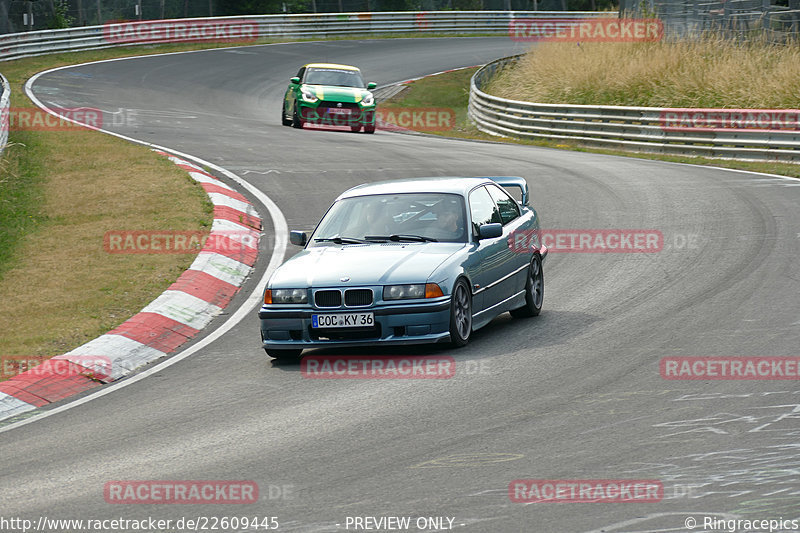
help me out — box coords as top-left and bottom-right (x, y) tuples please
(2, 37), (799, 532)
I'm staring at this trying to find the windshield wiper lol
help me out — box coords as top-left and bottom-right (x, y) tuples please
(314, 236), (369, 244)
(364, 234), (438, 243)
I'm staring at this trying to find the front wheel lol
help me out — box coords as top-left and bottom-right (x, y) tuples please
(281, 103), (292, 126)
(265, 348), (303, 362)
(363, 111), (375, 134)
(510, 255), (544, 318)
(350, 124), (362, 132)
(291, 104), (304, 129)
(449, 279), (472, 347)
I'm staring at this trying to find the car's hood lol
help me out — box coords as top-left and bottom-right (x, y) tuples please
(303, 84), (368, 103)
(270, 243), (464, 287)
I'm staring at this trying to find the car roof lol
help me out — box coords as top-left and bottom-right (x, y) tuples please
(303, 63), (360, 71)
(337, 177), (498, 200)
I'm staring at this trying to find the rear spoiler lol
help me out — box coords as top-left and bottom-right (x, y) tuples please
(483, 176), (529, 206)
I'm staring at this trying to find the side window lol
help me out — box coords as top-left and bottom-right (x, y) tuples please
(487, 184), (520, 225)
(469, 186), (501, 237)
(296, 67), (306, 81)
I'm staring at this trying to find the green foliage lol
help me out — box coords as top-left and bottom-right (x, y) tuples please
(216, 0), (311, 15)
(451, 0), (483, 9)
(0, 137), (47, 281)
(48, 0), (75, 29)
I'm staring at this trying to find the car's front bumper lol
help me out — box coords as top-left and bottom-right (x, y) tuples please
(259, 298), (451, 350)
(299, 102), (375, 125)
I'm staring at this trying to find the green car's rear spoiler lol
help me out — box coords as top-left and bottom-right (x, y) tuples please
(482, 176), (530, 206)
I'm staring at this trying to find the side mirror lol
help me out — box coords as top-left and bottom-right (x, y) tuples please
(290, 77), (301, 85)
(366, 82), (377, 90)
(290, 231), (307, 246)
(478, 223), (502, 240)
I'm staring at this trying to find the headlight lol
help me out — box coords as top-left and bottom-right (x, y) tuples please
(301, 87), (318, 103)
(383, 283), (443, 300)
(264, 288), (308, 304)
(361, 92), (374, 106)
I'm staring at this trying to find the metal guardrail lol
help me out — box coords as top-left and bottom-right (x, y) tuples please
(0, 11), (615, 62)
(624, 0), (800, 40)
(0, 73), (9, 154)
(0, 11), (615, 153)
(468, 55), (800, 163)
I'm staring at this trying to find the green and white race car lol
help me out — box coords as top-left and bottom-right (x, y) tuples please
(281, 63), (377, 133)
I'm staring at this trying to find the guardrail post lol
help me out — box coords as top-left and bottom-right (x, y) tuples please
(0, 73), (10, 155)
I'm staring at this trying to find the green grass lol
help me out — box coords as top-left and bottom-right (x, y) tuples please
(0, 47), (215, 361)
(382, 67), (479, 137)
(0, 31), (502, 368)
(3, 32), (800, 370)
(0, 134), (47, 280)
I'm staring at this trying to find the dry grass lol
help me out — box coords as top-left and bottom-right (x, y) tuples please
(384, 66), (800, 179)
(487, 38), (800, 108)
(0, 57), (212, 360)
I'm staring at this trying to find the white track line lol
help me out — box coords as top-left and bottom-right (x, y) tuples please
(0, 56), (288, 434)
(8, 42), (796, 433)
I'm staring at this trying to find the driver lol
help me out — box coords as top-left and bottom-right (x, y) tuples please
(364, 202), (391, 235)
(435, 200), (465, 241)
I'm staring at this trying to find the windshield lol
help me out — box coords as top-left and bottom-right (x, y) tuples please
(309, 193), (468, 246)
(303, 68), (366, 88)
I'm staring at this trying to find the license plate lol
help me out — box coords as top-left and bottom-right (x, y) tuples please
(312, 312), (374, 328)
(326, 108), (351, 115)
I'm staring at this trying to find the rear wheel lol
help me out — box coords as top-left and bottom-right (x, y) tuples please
(292, 104), (304, 129)
(265, 348), (303, 362)
(449, 279), (472, 347)
(510, 255), (544, 318)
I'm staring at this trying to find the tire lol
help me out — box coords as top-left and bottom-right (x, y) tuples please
(291, 104), (304, 129)
(510, 254), (544, 318)
(449, 278), (472, 347)
(281, 103), (292, 126)
(363, 123), (375, 134)
(350, 124), (362, 132)
(265, 348), (303, 362)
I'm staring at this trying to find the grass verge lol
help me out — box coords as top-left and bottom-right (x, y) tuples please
(0, 32), (499, 379)
(486, 39), (800, 108)
(0, 46), (217, 363)
(381, 66), (800, 179)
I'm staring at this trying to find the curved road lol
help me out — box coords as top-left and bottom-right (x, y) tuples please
(2, 38), (799, 532)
